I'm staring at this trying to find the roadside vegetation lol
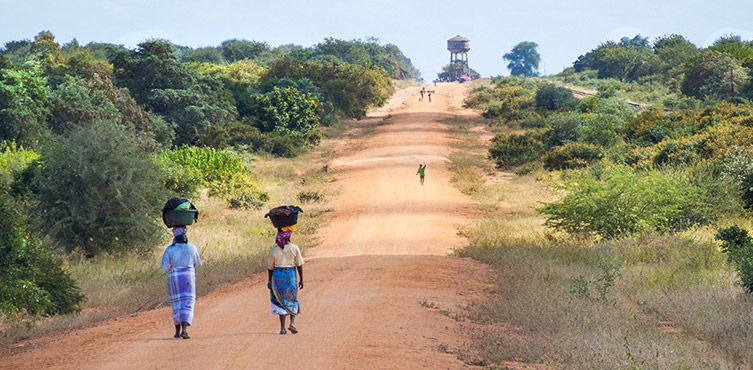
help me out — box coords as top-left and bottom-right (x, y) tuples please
(448, 34), (753, 368)
(0, 31), (417, 342)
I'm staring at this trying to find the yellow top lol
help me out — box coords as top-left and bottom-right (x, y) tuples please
(267, 243), (304, 270)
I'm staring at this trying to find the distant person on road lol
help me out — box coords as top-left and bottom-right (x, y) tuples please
(267, 228), (305, 335)
(416, 162), (427, 185)
(419, 87), (425, 102)
(427, 90), (432, 102)
(161, 226), (202, 339)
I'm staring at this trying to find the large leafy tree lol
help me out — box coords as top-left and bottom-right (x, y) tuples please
(110, 39), (237, 146)
(653, 35), (700, 73)
(0, 68), (51, 146)
(221, 39), (270, 62)
(50, 74), (171, 151)
(503, 41), (540, 77)
(681, 51), (747, 99)
(261, 59), (392, 119)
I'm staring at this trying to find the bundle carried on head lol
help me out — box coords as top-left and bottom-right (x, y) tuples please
(162, 197), (199, 227)
(265, 205), (303, 231)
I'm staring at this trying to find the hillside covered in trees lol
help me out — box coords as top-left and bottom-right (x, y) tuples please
(0, 31), (418, 322)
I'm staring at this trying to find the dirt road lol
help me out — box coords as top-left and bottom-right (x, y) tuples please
(2, 83), (490, 369)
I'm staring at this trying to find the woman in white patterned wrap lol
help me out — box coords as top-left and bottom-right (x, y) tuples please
(161, 226), (202, 339)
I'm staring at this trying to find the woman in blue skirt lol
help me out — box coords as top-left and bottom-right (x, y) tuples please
(267, 228), (304, 334)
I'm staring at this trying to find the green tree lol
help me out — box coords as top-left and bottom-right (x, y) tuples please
(180, 47), (225, 64)
(681, 51), (747, 99)
(503, 41), (540, 77)
(261, 59), (392, 119)
(0, 185), (85, 316)
(653, 35), (700, 73)
(0, 68), (51, 146)
(37, 120), (166, 256)
(221, 39), (270, 62)
(251, 86), (323, 146)
(708, 35), (753, 63)
(111, 40), (237, 146)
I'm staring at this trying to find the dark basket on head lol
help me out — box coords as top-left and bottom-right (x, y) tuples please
(163, 210), (198, 227)
(162, 197), (199, 227)
(265, 205), (303, 228)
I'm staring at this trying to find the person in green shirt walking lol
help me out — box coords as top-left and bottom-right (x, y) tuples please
(416, 162), (426, 185)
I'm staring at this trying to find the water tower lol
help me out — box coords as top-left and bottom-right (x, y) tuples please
(447, 35), (470, 81)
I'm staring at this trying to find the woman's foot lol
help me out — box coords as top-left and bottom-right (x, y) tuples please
(181, 331), (190, 339)
(174, 324), (181, 338)
(279, 329), (287, 335)
(288, 324), (298, 334)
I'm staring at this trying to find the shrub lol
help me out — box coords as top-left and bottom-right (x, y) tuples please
(37, 120), (166, 256)
(519, 114), (547, 129)
(543, 142), (604, 170)
(0, 185), (85, 317)
(250, 86), (323, 147)
(156, 155), (203, 198)
(489, 131), (545, 169)
(463, 86), (494, 109)
(481, 86), (536, 123)
(228, 191), (268, 210)
(541, 112), (584, 149)
(581, 116), (619, 148)
(716, 226), (753, 292)
(535, 83), (578, 111)
(297, 190), (325, 204)
(0, 141), (39, 185)
(268, 132), (309, 158)
(207, 172), (269, 209)
(539, 165), (726, 239)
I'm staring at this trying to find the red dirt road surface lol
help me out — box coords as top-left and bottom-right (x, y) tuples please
(1, 83), (493, 370)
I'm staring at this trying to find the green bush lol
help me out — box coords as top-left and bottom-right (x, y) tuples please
(581, 116), (619, 148)
(250, 86), (323, 147)
(539, 165), (733, 239)
(156, 155), (203, 198)
(0, 186), (85, 317)
(489, 131), (545, 169)
(716, 226), (753, 293)
(519, 114), (547, 129)
(37, 120), (166, 256)
(543, 142), (604, 170)
(0, 141), (39, 185)
(228, 191), (269, 210)
(297, 190), (325, 203)
(535, 83), (578, 111)
(541, 112), (584, 148)
(207, 172), (268, 209)
(268, 132), (308, 158)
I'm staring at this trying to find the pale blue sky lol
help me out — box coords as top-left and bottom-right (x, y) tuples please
(2, 0), (752, 80)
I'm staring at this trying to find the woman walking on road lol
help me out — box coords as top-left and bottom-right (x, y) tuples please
(267, 228), (305, 334)
(161, 226), (202, 339)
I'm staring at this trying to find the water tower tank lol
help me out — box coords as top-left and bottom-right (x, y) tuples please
(447, 35), (471, 53)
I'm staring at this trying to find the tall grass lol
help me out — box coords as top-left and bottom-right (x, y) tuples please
(445, 112), (753, 368)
